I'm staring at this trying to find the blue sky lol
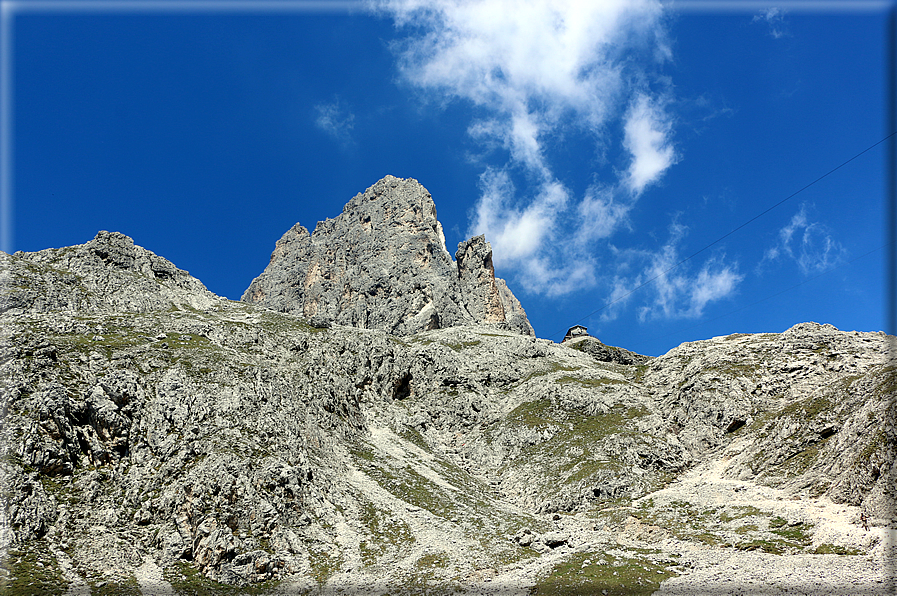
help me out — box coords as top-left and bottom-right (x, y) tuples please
(6, 0), (894, 355)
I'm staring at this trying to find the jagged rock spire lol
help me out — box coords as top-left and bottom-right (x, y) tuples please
(242, 175), (534, 335)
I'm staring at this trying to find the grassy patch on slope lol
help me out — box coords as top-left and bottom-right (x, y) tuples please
(532, 550), (677, 596)
(0, 541), (68, 596)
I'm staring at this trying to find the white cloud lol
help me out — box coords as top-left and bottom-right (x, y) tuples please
(380, 0), (666, 176)
(592, 223), (745, 321)
(763, 204), (847, 275)
(469, 169), (612, 297)
(470, 168), (561, 262)
(623, 93), (677, 196)
(640, 257), (742, 321)
(599, 274), (639, 322)
(752, 7), (788, 39)
(375, 0), (677, 296)
(314, 99), (356, 145)
(688, 261), (743, 316)
(575, 184), (632, 246)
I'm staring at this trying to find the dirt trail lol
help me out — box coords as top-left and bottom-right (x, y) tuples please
(646, 437), (893, 595)
(481, 436), (895, 595)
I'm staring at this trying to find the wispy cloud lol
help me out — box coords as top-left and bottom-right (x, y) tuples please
(762, 204), (847, 274)
(469, 169), (598, 297)
(469, 168), (563, 263)
(623, 93), (678, 196)
(575, 184), (633, 247)
(752, 7), (789, 39)
(633, 223), (744, 321)
(314, 98), (356, 145)
(375, 0), (679, 296)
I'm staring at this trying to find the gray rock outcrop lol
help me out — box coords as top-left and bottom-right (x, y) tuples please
(565, 335), (651, 366)
(241, 175), (534, 336)
(1, 230), (218, 315)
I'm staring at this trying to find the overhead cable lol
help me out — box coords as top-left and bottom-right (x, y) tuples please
(551, 130), (897, 340)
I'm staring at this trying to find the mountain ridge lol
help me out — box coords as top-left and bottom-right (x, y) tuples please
(0, 176), (893, 594)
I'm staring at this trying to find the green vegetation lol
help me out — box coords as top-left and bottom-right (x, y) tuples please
(556, 375), (626, 388)
(633, 364), (649, 383)
(497, 399), (668, 507)
(626, 500), (818, 554)
(858, 429), (887, 462)
(776, 392), (836, 420)
(351, 432), (541, 568)
(728, 517), (813, 554)
(350, 445), (376, 463)
(777, 443), (825, 478)
(770, 522), (813, 546)
(521, 361), (581, 382)
(725, 333), (751, 340)
(871, 364), (897, 397)
(504, 400), (645, 438)
(734, 539), (787, 555)
(393, 467), (452, 515)
(505, 399), (556, 428)
(568, 339), (623, 354)
(0, 542), (68, 596)
(813, 543), (863, 555)
(443, 339), (481, 351)
(531, 550), (677, 596)
(563, 459), (625, 486)
(355, 454), (462, 522)
(307, 550), (344, 588)
(86, 576), (143, 596)
(357, 500), (416, 566)
(414, 552), (450, 569)
(699, 362), (760, 379)
(398, 426), (433, 454)
(256, 311), (327, 336)
(719, 506), (762, 522)
(744, 367), (873, 478)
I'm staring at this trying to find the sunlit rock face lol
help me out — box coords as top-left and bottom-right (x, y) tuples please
(2, 230), (218, 315)
(241, 175), (534, 336)
(1, 180), (892, 592)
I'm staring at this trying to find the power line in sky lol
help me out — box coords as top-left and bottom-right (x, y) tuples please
(626, 239), (894, 353)
(551, 130), (897, 341)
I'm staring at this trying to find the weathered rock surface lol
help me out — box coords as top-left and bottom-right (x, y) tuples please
(242, 175), (534, 336)
(564, 335), (651, 366)
(1, 230), (218, 315)
(1, 214), (893, 593)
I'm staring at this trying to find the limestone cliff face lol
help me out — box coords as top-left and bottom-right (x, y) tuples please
(241, 175), (535, 336)
(455, 235), (505, 324)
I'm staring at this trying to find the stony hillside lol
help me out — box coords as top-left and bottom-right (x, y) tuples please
(0, 182), (894, 595)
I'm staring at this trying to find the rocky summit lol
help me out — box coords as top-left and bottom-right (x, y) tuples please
(242, 176), (534, 336)
(0, 177), (895, 595)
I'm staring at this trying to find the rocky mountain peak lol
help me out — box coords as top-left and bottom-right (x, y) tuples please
(242, 175), (535, 335)
(2, 230), (218, 315)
